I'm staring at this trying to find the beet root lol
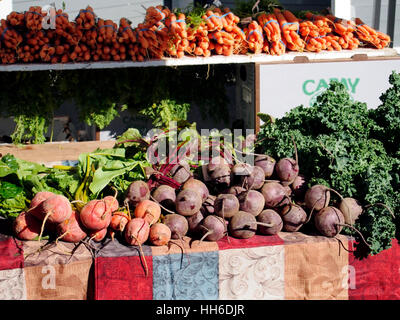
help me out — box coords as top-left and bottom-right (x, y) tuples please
(242, 166), (265, 190)
(257, 209), (283, 235)
(314, 206), (345, 237)
(238, 190), (265, 217)
(149, 222), (171, 246)
(29, 191), (55, 215)
(254, 155), (276, 178)
(339, 197), (363, 226)
(182, 178), (209, 203)
(214, 194), (240, 219)
(79, 199), (112, 231)
(13, 211), (42, 240)
(170, 160), (192, 184)
(124, 217), (150, 245)
(125, 180), (150, 208)
(199, 215), (227, 242)
(280, 204), (307, 232)
(201, 195), (216, 216)
(175, 189), (203, 217)
(89, 228), (108, 242)
(275, 157), (299, 186)
(56, 211), (87, 243)
(228, 211), (257, 239)
(225, 185), (246, 196)
(304, 185), (331, 212)
(152, 185), (176, 211)
(187, 211), (204, 235)
(163, 213), (189, 239)
(261, 182), (290, 209)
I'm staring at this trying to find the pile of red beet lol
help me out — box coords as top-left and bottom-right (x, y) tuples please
(13, 150), (376, 248)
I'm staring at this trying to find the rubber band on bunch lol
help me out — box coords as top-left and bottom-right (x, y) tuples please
(155, 7), (166, 21)
(121, 26), (133, 34)
(26, 11), (43, 17)
(247, 29), (263, 41)
(99, 24), (117, 32)
(0, 27), (10, 40)
(205, 14), (219, 20)
(282, 21), (299, 29)
(263, 19), (278, 29)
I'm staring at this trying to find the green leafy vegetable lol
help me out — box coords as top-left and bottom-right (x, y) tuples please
(256, 77), (400, 257)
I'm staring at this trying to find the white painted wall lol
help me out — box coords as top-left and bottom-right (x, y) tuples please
(12, 0), (163, 26)
(0, 0), (12, 19)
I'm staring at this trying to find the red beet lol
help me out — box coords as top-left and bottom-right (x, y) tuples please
(182, 178), (210, 202)
(257, 209), (283, 235)
(280, 203), (307, 232)
(214, 194), (240, 219)
(238, 190), (265, 217)
(79, 199), (112, 231)
(314, 206), (345, 237)
(175, 189), (202, 217)
(125, 180), (150, 207)
(163, 213), (189, 239)
(254, 155), (275, 178)
(199, 215), (227, 241)
(261, 182), (290, 209)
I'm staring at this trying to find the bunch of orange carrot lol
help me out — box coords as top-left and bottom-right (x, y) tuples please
(243, 21), (264, 54)
(274, 8), (305, 52)
(165, 12), (189, 58)
(0, 20), (23, 50)
(355, 17), (390, 49)
(0, 4), (394, 64)
(257, 12), (284, 55)
(75, 6), (97, 30)
(204, 8), (245, 57)
(25, 6), (44, 31)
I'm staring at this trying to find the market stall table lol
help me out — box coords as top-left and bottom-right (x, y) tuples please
(1, 230), (400, 300)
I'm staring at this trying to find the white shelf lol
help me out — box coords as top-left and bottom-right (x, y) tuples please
(0, 48), (398, 72)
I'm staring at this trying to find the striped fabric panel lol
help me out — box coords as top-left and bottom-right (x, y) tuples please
(283, 233), (349, 300)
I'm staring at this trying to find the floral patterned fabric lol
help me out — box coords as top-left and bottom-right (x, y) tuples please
(1, 232), (400, 300)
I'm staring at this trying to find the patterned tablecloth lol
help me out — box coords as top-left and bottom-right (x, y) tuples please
(1, 231), (400, 300)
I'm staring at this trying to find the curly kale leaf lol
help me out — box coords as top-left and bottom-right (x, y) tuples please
(256, 80), (398, 256)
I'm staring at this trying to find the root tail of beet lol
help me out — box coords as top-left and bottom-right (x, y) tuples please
(328, 188), (344, 201)
(290, 135), (299, 166)
(38, 211), (52, 243)
(364, 202), (396, 219)
(255, 221), (275, 228)
(55, 230), (69, 247)
(305, 200), (319, 224)
(150, 194), (176, 215)
(132, 234), (149, 277)
(336, 223), (371, 249)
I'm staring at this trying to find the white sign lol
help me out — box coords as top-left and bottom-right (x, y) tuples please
(0, 0), (12, 20)
(258, 59), (400, 122)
